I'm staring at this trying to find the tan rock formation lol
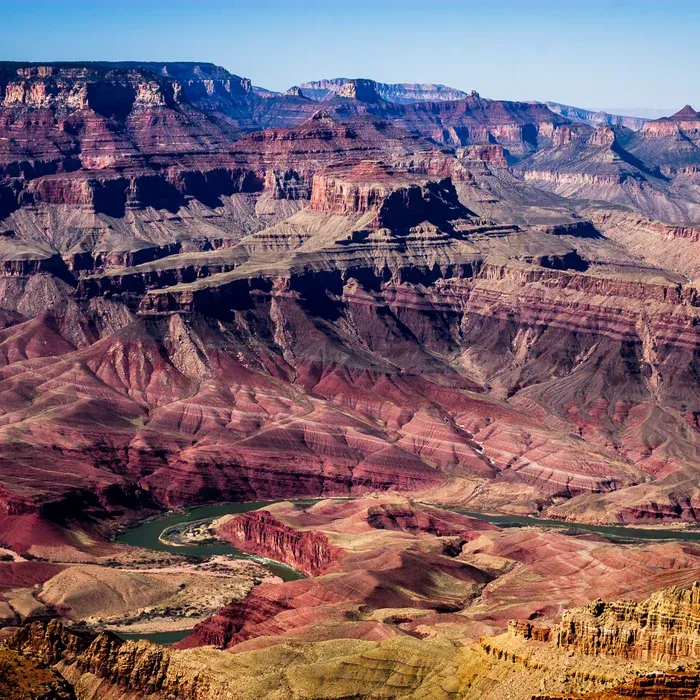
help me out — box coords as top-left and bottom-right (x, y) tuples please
(556, 582), (700, 662)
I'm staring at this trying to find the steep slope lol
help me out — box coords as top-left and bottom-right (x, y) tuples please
(518, 122), (700, 223)
(624, 105), (700, 175)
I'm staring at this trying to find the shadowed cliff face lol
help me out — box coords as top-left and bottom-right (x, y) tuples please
(299, 78), (470, 104)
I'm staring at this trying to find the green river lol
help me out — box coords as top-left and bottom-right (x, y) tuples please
(115, 500), (309, 645)
(114, 498), (700, 644)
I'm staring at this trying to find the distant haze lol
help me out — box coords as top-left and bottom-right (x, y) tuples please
(597, 108), (678, 119)
(0, 0), (698, 111)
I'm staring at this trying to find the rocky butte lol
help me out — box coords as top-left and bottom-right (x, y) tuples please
(2, 59), (700, 698)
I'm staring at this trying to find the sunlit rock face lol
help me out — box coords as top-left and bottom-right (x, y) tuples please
(555, 583), (700, 663)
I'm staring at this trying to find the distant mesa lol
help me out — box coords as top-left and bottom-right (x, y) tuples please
(299, 77), (469, 104)
(252, 85), (280, 98)
(546, 100), (649, 131)
(285, 85), (304, 98)
(337, 78), (381, 102)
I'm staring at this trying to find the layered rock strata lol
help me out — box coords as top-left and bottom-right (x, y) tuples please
(555, 583), (700, 662)
(216, 510), (342, 575)
(2, 62), (700, 554)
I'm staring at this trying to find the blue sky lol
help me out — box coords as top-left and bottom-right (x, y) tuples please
(0, 1), (697, 110)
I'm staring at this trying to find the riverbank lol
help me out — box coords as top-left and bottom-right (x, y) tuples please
(34, 556), (277, 642)
(116, 500), (307, 582)
(106, 496), (700, 645)
(446, 507), (700, 542)
(159, 519), (220, 547)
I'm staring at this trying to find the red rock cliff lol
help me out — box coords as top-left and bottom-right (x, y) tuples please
(216, 510), (342, 576)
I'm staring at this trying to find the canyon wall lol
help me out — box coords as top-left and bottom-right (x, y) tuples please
(555, 583), (700, 663)
(216, 510), (342, 575)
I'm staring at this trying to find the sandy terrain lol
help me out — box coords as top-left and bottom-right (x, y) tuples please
(37, 556), (277, 634)
(0, 601), (15, 625)
(5, 589), (48, 620)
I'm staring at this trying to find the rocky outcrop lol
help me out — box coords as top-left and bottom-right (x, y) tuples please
(337, 79), (382, 103)
(641, 105), (700, 133)
(534, 670), (700, 699)
(555, 583), (700, 663)
(5, 621), (177, 699)
(0, 64), (182, 111)
(522, 582), (700, 699)
(0, 647), (76, 700)
(507, 620), (552, 642)
(8, 619), (91, 665)
(216, 510), (342, 575)
(309, 161), (468, 230)
(458, 144), (510, 168)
